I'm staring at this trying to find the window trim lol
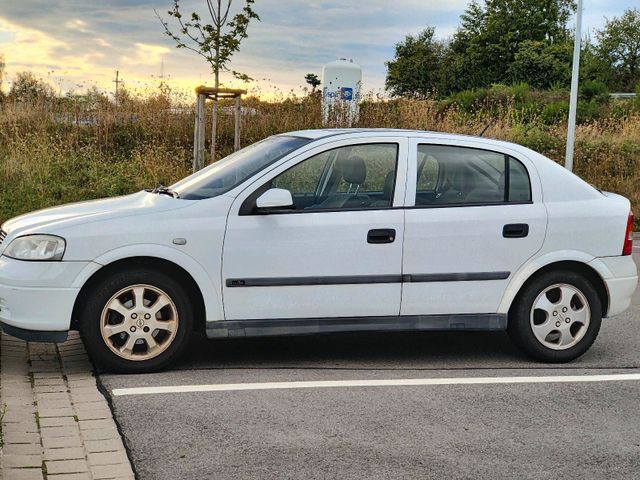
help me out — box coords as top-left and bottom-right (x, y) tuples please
(413, 144), (533, 208)
(240, 142), (401, 216)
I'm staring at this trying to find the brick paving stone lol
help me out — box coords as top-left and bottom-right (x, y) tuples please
(41, 425), (82, 438)
(46, 459), (90, 475)
(44, 446), (87, 461)
(88, 450), (130, 466)
(2, 469), (44, 480)
(39, 407), (75, 418)
(2, 421), (40, 433)
(76, 408), (113, 421)
(2, 454), (43, 468)
(84, 439), (126, 454)
(70, 393), (104, 403)
(78, 419), (116, 431)
(91, 463), (135, 479)
(1, 334), (133, 480)
(47, 473), (92, 480)
(80, 427), (121, 441)
(39, 416), (78, 427)
(2, 443), (43, 455)
(42, 435), (83, 449)
(4, 431), (41, 444)
(34, 385), (68, 394)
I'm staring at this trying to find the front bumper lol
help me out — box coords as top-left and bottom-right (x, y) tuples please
(0, 256), (89, 337)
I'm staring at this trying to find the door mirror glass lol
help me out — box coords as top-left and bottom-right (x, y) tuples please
(256, 188), (294, 210)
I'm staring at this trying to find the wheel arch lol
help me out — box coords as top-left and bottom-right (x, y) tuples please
(502, 257), (609, 318)
(71, 253), (218, 333)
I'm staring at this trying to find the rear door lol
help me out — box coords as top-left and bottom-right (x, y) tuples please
(401, 137), (547, 316)
(222, 136), (408, 321)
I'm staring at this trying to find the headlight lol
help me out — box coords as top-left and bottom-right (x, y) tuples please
(4, 235), (66, 261)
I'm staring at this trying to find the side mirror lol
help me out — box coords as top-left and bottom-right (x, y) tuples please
(256, 188), (294, 211)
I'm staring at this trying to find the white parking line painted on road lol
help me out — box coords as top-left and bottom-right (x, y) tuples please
(111, 373), (640, 396)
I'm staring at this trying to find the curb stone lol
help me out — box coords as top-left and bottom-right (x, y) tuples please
(0, 332), (135, 480)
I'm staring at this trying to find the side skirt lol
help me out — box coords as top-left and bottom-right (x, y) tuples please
(206, 314), (507, 339)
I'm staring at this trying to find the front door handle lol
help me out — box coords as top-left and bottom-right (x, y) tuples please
(368, 228), (396, 244)
(503, 223), (529, 238)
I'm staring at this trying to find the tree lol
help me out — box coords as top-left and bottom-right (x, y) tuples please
(8, 72), (55, 103)
(304, 73), (321, 93)
(0, 54), (5, 97)
(596, 8), (640, 92)
(509, 40), (572, 89)
(385, 27), (450, 98)
(156, 0), (260, 161)
(450, 0), (575, 89)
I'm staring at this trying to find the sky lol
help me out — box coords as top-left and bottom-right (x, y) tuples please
(0, 0), (634, 99)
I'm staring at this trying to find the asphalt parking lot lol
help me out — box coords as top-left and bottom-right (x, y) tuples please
(100, 250), (640, 480)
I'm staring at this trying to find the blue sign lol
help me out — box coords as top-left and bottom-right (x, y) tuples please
(340, 87), (353, 101)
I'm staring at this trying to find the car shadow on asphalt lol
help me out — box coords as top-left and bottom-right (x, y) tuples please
(174, 330), (533, 370)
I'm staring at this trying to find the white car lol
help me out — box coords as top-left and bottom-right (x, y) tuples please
(0, 129), (636, 372)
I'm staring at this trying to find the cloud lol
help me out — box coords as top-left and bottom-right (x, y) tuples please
(121, 43), (170, 66)
(0, 0), (633, 96)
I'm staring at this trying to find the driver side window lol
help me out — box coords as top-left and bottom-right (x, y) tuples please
(272, 143), (398, 211)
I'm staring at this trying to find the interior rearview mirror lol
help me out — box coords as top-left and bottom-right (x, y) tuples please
(256, 188), (294, 211)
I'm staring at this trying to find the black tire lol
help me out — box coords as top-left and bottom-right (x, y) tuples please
(508, 269), (602, 363)
(80, 267), (193, 373)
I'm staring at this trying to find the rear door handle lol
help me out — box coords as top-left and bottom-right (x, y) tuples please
(503, 223), (529, 238)
(367, 228), (396, 244)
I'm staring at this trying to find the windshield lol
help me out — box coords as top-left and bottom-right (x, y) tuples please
(171, 135), (311, 200)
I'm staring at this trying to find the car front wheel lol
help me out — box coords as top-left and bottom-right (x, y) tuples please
(80, 267), (193, 373)
(508, 270), (602, 362)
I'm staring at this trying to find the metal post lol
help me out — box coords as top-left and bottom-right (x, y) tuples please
(565, 0), (583, 172)
(193, 93), (206, 172)
(234, 95), (241, 151)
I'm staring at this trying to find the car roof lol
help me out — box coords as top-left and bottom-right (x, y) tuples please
(284, 128), (525, 151)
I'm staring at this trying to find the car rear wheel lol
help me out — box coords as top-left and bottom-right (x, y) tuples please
(80, 267), (193, 373)
(508, 270), (602, 362)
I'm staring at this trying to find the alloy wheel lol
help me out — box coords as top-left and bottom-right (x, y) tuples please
(100, 284), (179, 361)
(529, 283), (591, 350)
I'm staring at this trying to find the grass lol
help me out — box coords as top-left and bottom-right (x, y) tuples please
(0, 88), (639, 227)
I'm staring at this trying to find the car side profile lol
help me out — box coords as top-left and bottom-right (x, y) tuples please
(0, 129), (637, 372)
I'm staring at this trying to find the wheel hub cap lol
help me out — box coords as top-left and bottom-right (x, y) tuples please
(530, 283), (590, 351)
(100, 284), (179, 361)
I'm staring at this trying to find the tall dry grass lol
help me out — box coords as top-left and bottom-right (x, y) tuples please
(0, 91), (639, 226)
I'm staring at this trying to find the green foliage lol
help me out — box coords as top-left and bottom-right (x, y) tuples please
(509, 40), (572, 89)
(385, 28), (450, 98)
(156, 0), (260, 85)
(304, 73), (321, 93)
(450, 0), (575, 90)
(540, 101), (569, 125)
(580, 80), (609, 103)
(8, 72), (55, 103)
(596, 8), (640, 92)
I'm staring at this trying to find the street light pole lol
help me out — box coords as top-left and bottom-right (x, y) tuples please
(565, 0), (584, 172)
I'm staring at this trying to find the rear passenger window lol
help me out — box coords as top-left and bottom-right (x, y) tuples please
(415, 145), (531, 206)
(508, 157), (532, 202)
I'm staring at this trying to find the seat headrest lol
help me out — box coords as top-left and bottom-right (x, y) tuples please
(338, 156), (367, 185)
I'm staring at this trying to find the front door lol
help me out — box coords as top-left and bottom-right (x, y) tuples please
(401, 138), (547, 316)
(222, 137), (408, 320)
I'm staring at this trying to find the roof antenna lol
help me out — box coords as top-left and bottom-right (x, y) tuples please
(479, 117), (495, 137)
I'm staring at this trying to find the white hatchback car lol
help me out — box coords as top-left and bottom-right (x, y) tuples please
(0, 129), (636, 372)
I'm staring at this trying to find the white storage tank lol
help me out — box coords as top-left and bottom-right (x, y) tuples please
(322, 58), (362, 126)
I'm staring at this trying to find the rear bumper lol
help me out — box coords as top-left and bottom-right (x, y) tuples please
(589, 255), (638, 317)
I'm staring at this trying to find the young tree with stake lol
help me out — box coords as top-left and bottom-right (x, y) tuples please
(156, 0), (260, 162)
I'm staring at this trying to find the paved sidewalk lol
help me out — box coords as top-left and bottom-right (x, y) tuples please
(0, 332), (135, 480)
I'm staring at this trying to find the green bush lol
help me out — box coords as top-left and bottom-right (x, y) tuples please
(580, 80), (610, 103)
(540, 101), (569, 124)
